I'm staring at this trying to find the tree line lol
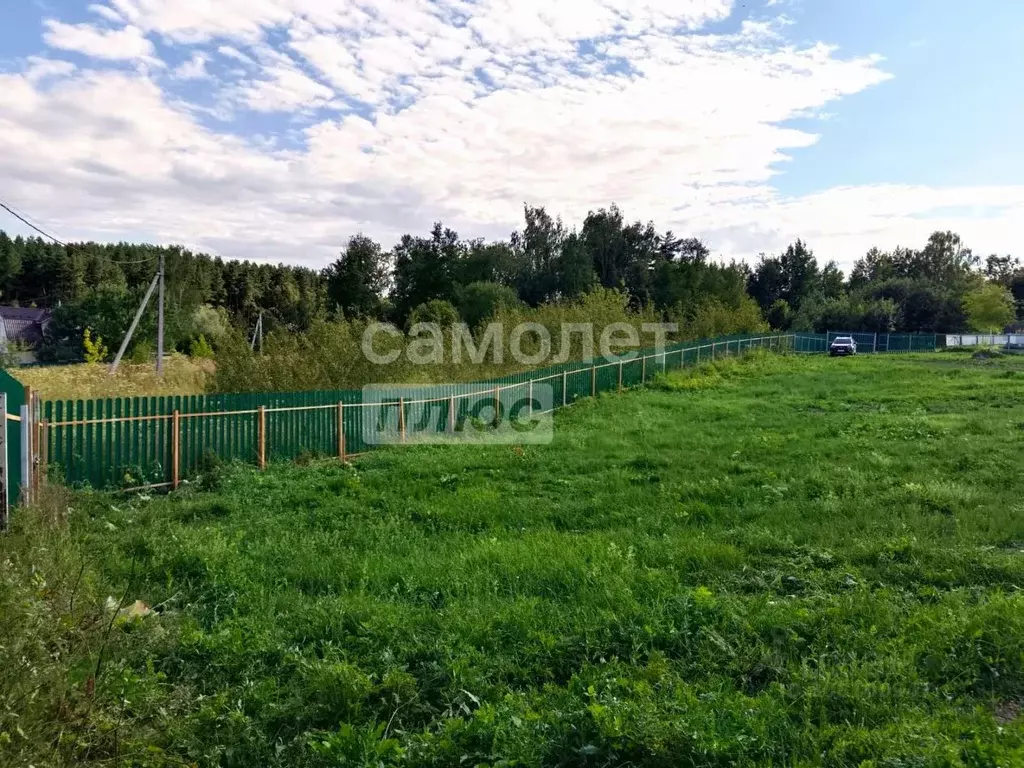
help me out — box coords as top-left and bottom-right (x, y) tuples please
(0, 204), (1020, 364)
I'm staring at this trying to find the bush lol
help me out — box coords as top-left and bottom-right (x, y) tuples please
(128, 339), (154, 365)
(189, 334), (214, 359)
(82, 328), (108, 364)
(668, 296), (767, 339)
(455, 281), (522, 329)
(407, 299), (460, 330)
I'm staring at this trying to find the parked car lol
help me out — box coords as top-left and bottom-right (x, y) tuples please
(829, 336), (857, 357)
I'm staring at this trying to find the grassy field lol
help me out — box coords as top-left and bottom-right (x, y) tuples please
(14, 354), (212, 399)
(3, 351), (1024, 766)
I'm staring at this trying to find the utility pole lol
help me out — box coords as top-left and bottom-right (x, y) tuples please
(156, 251), (165, 376)
(109, 271), (160, 375)
(250, 312), (263, 352)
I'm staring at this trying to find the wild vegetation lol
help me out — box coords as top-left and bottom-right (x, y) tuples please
(3, 351), (1023, 766)
(16, 353), (212, 400)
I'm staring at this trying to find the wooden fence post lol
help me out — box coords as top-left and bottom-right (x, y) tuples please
(23, 386), (33, 504)
(257, 406), (266, 469)
(38, 420), (48, 490)
(337, 402), (345, 460)
(171, 409), (180, 489)
(0, 393), (7, 531)
(399, 398), (406, 442)
(591, 366), (597, 397)
(19, 404), (29, 506)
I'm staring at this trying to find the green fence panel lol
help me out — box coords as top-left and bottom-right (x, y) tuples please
(0, 369), (25, 507)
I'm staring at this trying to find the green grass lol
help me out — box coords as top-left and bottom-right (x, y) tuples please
(4, 351), (1024, 766)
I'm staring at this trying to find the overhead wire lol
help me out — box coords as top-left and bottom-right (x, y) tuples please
(0, 201), (162, 267)
(0, 200), (67, 246)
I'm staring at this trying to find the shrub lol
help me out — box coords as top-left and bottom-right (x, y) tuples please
(189, 334), (214, 359)
(407, 299), (460, 330)
(82, 328), (108, 364)
(455, 281), (522, 329)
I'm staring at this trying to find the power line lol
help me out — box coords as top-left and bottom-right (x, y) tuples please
(108, 256), (158, 266)
(0, 201), (66, 246)
(0, 202), (158, 266)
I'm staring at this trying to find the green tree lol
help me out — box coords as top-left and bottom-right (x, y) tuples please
(407, 299), (460, 330)
(820, 261), (845, 299)
(766, 299), (793, 330)
(82, 328), (108, 364)
(391, 224), (462, 323)
(963, 284), (1015, 332)
(189, 334), (215, 359)
(455, 282), (522, 329)
(326, 234), (388, 319)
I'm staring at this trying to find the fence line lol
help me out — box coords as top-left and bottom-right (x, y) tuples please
(14, 331), (946, 498)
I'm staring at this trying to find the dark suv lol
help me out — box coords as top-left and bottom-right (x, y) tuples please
(829, 336), (857, 357)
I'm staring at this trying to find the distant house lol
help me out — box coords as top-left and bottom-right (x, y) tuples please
(0, 307), (52, 365)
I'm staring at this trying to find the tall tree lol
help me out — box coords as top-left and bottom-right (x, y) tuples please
(326, 234), (389, 319)
(963, 284), (1015, 332)
(390, 223), (462, 323)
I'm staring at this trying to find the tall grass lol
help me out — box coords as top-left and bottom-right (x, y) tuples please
(3, 352), (1023, 765)
(15, 354), (212, 400)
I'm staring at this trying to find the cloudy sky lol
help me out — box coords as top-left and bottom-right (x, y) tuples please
(1, 0), (1022, 272)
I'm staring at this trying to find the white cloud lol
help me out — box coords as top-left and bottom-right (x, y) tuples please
(2, 1), (1021, 272)
(42, 20), (156, 62)
(172, 53), (210, 80)
(217, 45), (255, 65)
(24, 57), (77, 82)
(88, 4), (125, 23)
(235, 53), (335, 112)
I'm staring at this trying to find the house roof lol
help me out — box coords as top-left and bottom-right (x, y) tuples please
(0, 307), (52, 347)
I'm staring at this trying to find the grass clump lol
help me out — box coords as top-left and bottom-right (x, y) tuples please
(3, 352), (1024, 765)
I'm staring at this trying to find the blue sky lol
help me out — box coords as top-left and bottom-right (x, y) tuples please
(776, 0), (1024, 195)
(0, 0), (1021, 271)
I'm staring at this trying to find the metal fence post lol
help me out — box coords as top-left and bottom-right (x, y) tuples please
(618, 361), (623, 392)
(641, 355), (647, 383)
(528, 380), (533, 418)
(399, 398), (407, 441)
(562, 371), (567, 407)
(448, 395), (456, 433)
(591, 366), (596, 397)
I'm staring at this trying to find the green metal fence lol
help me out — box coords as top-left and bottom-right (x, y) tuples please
(794, 332), (939, 354)
(32, 331), (939, 492)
